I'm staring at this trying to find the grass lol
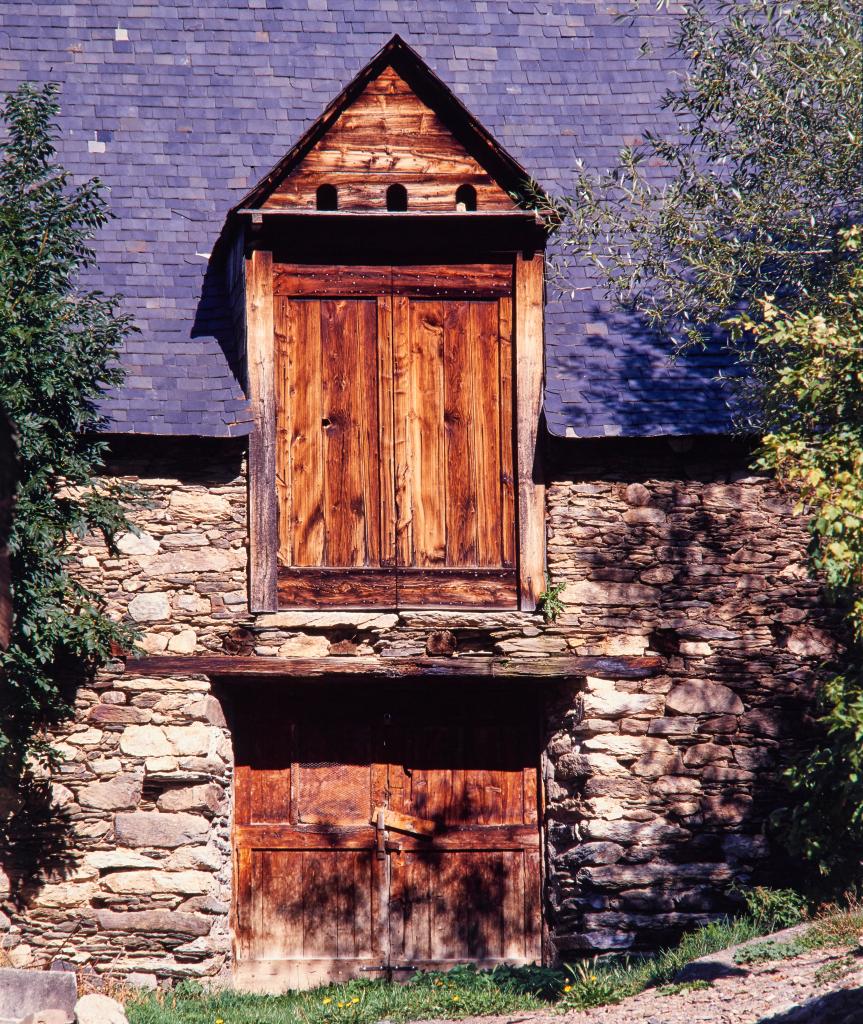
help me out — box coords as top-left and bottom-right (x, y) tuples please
(124, 890), (863, 1024)
(126, 964), (559, 1024)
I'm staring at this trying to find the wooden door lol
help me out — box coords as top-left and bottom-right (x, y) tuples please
(391, 265), (516, 607)
(273, 262), (517, 610)
(233, 684), (541, 991)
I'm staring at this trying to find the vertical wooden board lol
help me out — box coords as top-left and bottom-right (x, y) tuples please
(322, 299), (363, 565)
(246, 248), (278, 611)
(524, 849), (543, 960)
(515, 252), (546, 610)
(498, 296), (516, 568)
(357, 299), (382, 566)
(261, 851), (305, 960)
(502, 852), (526, 960)
(523, 762), (538, 825)
(431, 853), (463, 960)
(392, 295), (413, 568)
(274, 297), (292, 565)
(251, 850), (264, 960)
(391, 853), (432, 962)
(290, 299), (325, 566)
(443, 301), (477, 566)
(466, 852), (506, 958)
(234, 846), (253, 961)
(407, 300), (446, 566)
(377, 294), (397, 567)
(246, 702), (292, 823)
(469, 302), (503, 566)
(303, 851), (340, 958)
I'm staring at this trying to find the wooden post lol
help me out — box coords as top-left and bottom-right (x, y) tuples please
(515, 250), (546, 611)
(246, 247), (278, 612)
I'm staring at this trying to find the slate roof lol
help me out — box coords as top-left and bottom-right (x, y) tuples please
(0, 1), (735, 439)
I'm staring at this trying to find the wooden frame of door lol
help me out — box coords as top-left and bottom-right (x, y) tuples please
(230, 680), (547, 991)
(246, 241), (546, 613)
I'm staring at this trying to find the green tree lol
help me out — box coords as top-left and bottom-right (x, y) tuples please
(0, 83), (135, 776)
(543, 0), (863, 885)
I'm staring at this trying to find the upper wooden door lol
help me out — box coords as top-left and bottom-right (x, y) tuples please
(274, 263), (517, 609)
(233, 684), (541, 991)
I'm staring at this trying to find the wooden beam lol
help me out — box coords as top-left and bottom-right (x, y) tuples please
(123, 654), (663, 680)
(246, 248), (278, 612)
(515, 250), (546, 611)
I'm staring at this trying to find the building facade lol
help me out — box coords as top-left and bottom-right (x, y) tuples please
(0, 5), (836, 990)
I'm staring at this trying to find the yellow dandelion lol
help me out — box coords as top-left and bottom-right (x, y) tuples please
(590, 975), (597, 982)
(338, 1002), (344, 1009)
(563, 985), (572, 993)
(215, 1019), (224, 1024)
(352, 998), (360, 1004)
(452, 995), (460, 1002)
(322, 998), (332, 1005)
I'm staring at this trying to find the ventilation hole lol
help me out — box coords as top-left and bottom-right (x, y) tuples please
(386, 183), (408, 211)
(316, 184), (338, 211)
(455, 183), (477, 211)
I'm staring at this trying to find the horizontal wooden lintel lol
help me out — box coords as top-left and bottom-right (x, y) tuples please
(237, 208), (544, 222)
(122, 654), (663, 681)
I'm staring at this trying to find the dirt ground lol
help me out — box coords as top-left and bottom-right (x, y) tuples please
(418, 943), (863, 1024)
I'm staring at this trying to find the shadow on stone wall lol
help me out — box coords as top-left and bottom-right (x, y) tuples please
(0, 773), (76, 909)
(542, 435), (846, 956)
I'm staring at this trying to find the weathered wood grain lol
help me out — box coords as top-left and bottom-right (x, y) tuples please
(265, 66), (516, 212)
(514, 251), (546, 611)
(125, 653), (664, 679)
(246, 248), (278, 612)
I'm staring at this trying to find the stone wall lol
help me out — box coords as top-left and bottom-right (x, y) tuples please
(0, 436), (837, 981)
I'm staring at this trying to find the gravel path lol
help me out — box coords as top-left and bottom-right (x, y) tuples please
(417, 943), (863, 1024)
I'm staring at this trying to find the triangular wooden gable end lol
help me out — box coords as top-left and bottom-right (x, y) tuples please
(236, 35), (533, 212)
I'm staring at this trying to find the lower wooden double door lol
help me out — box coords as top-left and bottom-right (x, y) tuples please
(233, 684), (542, 990)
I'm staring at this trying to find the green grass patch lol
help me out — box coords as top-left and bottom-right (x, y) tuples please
(733, 938), (808, 965)
(126, 964), (562, 1024)
(657, 979), (712, 997)
(127, 888), (818, 1023)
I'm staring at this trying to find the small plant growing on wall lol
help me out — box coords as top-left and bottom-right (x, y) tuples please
(537, 575), (566, 623)
(0, 83), (136, 776)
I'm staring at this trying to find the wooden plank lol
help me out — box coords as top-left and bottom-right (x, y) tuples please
(236, 824), (541, 851)
(408, 299), (446, 566)
(321, 298), (380, 565)
(126, 653), (665, 680)
(372, 806), (437, 837)
(392, 295), (413, 568)
(392, 263), (513, 296)
(260, 851), (304, 959)
(443, 301), (476, 566)
(498, 296), (516, 569)
(514, 251), (546, 611)
(394, 567), (517, 608)
(274, 264), (392, 297)
(377, 294), (397, 567)
(274, 298), (293, 565)
(277, 566), (397, 607)
(471, 301), (502, 566)
(246, 248), (278, 612)
(288, 299), (325, 566)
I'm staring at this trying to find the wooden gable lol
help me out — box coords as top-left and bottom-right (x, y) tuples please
(264, 66), (515, 211)
(237, 36), (533, 214)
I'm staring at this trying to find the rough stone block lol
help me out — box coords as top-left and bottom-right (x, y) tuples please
(0, 967), (76, 1020)
(101, 868), (213, 895)
(78, 773), (142, 811)
(95, 909), (210, 936)
(127, 592), (170, 623)
(73, 994), (127, 1024)
(113, 811), (210, 848)
(666, 682), (744, 716)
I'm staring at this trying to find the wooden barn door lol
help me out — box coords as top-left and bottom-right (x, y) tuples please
(233, 684), (541, 990)
(273, 262), (517, 609)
